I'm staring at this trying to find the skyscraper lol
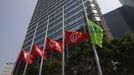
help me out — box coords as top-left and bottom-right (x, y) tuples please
(13, 0), (107, 75)
(102, 0), (134, 37)
(21, 0), (103, 51)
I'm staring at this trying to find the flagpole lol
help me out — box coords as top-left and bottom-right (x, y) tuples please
(92, 45), (103, 75)
(38, 16), (49, 75)
(64, 0), (69, 60)
(81, 0), (103, 75)
(22, 22), (39, 75)
(62, 6), (65, 75)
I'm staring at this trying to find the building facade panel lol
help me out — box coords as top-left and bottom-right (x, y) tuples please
(21, 0), (102, 50)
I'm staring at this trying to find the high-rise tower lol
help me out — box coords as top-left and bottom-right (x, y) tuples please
(13, 0), (107, 75)
(102, 0), (134, 37)
(22, 0), (103, 51)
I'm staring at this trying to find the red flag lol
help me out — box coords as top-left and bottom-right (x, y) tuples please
(28, 55), (34, 64)
(31, 44), (42, 57)
(46, 38), (62, 54)
(19, 50), (34, 64)
(43, 50), (47, 60)
(65, 31), (89, 45)
(44, 51), (47, 60)
(40, 48), (47, 60)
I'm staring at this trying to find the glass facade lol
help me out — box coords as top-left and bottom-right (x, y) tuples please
(22, 0), (101, 51)
(13, 0), (103, 75)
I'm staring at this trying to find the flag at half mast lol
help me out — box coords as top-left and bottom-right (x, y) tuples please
(87, 20), (103, 47)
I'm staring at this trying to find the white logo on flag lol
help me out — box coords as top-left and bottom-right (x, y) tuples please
(70, 32), (82, 42)
(24, 52), (29, 61)
(49, 40), (55, 48)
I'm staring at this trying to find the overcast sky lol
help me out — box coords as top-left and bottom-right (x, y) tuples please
(97, 0), (122, 14)
(0, 0), (37, 74)
(0, 0), (122, 74)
